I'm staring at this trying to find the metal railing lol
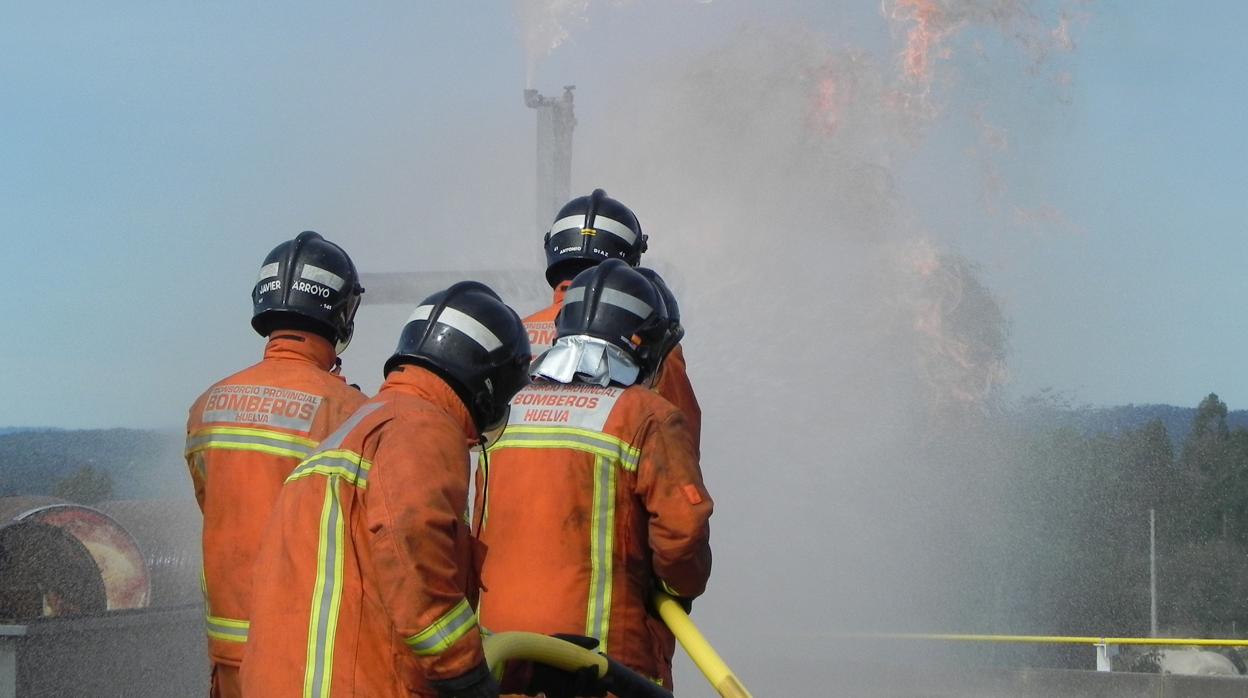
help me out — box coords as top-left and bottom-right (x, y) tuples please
(875, 633), (1248, 671)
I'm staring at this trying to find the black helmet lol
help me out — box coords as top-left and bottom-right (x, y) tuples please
(556, 259), (671, 379)
(251, 231), (364, 353)
(635, 267), (685, 364)
(543, 189), (647, 287)
(384, 282), (531, 433)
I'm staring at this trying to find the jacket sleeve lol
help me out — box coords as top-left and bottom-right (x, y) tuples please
(364, 412), (483, 681)
(634, 408), (713, 599)
(185, 449), (206, 510)
(184, 407), (206, 511)
(655, 344), (702, 457)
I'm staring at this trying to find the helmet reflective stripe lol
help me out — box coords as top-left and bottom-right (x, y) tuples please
(407, 304), (504, 352)
(587, 215), (638, 246)
(257, 262), (280, 281)
(300, 264), (346, 291)
(564, 286), (652, 319)
(549, 215), (585, 236)
(599, 288), (652, 318)
(549, 214), (638, 246)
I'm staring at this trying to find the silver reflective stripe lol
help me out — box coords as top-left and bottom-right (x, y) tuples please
(562, 286), (585, 305)
(549, 214), (637, 246)
(305, 477), (345, 698)
(492, 428), (639, 471)
(406, 305), (503, 352)
(318, 402), (385, 451)
(588, 215), (638, 246)
(584, 454), (616, 651)
(301, 264), (346, 291)
(288, 453), (371, 487)
(185, 431), (314, 459)
(257, 262), (280, 281)
(599, 288), (651, 318)
(206, 616), (249, 642)
(405, 599), (478, 655)
(549, 214), (587, 236)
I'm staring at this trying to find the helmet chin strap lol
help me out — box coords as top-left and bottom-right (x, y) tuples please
(476, 405), (511, 449)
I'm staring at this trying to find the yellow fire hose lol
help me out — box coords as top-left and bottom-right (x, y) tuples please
(483, 631), (671, 698)
(483, 631), (609, 680)
(653, 592), (754, 698)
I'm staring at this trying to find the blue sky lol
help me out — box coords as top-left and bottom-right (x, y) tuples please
(3, 0), (1247, 428)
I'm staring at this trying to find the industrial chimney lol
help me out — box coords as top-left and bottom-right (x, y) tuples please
(525, 86), (576, 233)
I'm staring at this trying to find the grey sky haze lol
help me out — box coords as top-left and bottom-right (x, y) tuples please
(4, 1), (1245, 428)
(5, 3), (1248, 694)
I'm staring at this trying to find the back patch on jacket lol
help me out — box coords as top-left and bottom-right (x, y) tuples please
(202, 384), (323, 431)
(510, 384), (623, 431)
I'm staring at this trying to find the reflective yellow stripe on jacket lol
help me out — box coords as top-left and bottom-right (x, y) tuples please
(303, 475), (347, 698)
(201, 564), (252, 643)
(287, 449), (373, 489)
(487, 425), (637, 652)
(186, 426), (318, 461)
(290, 439), (376, 696)
(405, 599), (478, 656)
(207, 614), (250, 643)
(488, 426), (640, 471)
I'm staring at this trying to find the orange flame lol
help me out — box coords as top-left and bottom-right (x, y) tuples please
(811, 74), (841, 134)
(897, 238), (1009, 410)
(886, 0), (954, 85)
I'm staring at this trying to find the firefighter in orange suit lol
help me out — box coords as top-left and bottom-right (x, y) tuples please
(526, 189), (701, 452)
(477, 260), (713, 689)
(241, 282), (532, 698)
(185, 231), (367, 698)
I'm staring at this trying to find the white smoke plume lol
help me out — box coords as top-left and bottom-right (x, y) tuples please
(423, 3), (1091, 692)
(514, 0), (591, 87)
(545, 5), (1090, 691)
(514, 0), (715, 88)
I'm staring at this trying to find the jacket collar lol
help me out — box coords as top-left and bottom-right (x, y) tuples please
(263, 330), (337, 371)
(380, 365), (478, 443)
(531, 335), (640, 387)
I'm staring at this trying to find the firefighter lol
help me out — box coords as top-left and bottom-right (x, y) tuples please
(526, 189), (702, 451)
(476, 260), (713, 690)
(185, 230), (367, 698)
(240, 282), (531, 698)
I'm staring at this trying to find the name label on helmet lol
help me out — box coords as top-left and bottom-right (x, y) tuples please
(292, 280), (333, 298)
(509, 384), (623, 430)
(555, 245), (612, 258)
(203, 384), (323, 431)
(258, 279), (282, 294)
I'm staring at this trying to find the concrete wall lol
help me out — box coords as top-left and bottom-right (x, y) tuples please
(832, 666), (1247, 698)
(0, 604), (207, 698)
(2, 612), (1245, 698)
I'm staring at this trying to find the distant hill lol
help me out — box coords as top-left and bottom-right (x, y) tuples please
(1082, 404), (1248, 443)
(0, 427), (50, 437)
(0, 428), (188, 501)
(1, 402), (1242, 500)
(1021, 402), (1248, 446)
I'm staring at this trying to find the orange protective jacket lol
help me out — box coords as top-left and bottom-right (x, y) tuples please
(185, 331), (367, 669)
(524, 283), (702, 451)
(474, 380), (712, 686)
(240, 365), (486, 698)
